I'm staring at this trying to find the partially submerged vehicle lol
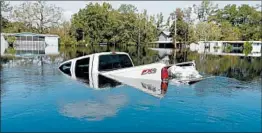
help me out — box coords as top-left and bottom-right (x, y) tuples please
(58, 52), (169, 98)
(167, 61), (204, 85)
(58, 52), (206, 97)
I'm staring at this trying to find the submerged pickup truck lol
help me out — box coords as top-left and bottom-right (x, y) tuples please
(58, 52), (169, 98)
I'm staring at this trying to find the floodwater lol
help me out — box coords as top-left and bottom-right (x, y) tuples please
(1, 64), (261, 132)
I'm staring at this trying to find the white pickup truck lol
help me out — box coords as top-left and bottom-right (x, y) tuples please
(58, 52), (169, 98)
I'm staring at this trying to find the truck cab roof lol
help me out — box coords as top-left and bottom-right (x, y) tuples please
(60, 52), (130, 65)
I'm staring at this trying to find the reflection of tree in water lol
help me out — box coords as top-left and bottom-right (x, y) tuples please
(192, 76), (257, 98)
(0, 73), (4, 97)
(1, 64), (61, 98)
(187, 52), (261, 81)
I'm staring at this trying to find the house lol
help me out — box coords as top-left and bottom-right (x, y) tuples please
(158, 31), (172, 42)
(190, 41), (262, 56)
(1, 32), (60, 56)
(1, 34), (9, 56)
(148, 31), (173, 57)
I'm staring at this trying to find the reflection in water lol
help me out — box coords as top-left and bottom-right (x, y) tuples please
(190, 76), (261, 97)
(59, 95), (128, 121)
(76, 75), (168, 98)
(100, 75), (169, 98)
(186, 52), (262, 81)
(1, 64), (261, 132)
(1, 64), (61, 98)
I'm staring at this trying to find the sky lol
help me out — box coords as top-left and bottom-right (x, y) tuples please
(8, 1), (261, 22)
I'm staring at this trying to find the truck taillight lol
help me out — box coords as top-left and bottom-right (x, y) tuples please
(161, 67), (169, 81)
(161, 82), (168, 94)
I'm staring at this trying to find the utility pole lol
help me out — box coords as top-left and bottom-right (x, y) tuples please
(0, 1), (2, 63)
(172, 13), (177, 64)
(82, 31), (85, 41)
(138, 14), (141, 65)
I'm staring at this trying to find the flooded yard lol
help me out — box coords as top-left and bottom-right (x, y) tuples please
(1, 62), (261, 132)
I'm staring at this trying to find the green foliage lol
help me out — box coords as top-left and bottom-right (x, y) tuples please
(2, 0), (260, 66)
(209, 3), (262, 41)
(194, 0), (218, 22)
(195, 22), (221, 41)
(5, 47), (16, 55)
(70, 2), (158, 64)
(187, 52), (261, 81)
(220, 21), (240, 41)
(170, 8), (192, 48)
(4, 36), (16, 45)
(243, 41), (253, 56)
(224, 45), (233, 53)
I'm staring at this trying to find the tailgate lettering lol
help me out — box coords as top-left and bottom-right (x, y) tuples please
(141, 68), (157, 75)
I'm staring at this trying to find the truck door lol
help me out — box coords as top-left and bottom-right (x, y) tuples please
(74, 57), (90, 82)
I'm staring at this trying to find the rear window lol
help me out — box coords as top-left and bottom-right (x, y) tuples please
(98, 54), (133, 71)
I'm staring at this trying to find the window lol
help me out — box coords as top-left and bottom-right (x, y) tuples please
(27, 36), (32, 40)
(98, 74), (121, 88)
(59, 62), (72, 76)
(33, 36), (45, 41)
(98, 54), (133, 71)
(75, 57), (90, 80)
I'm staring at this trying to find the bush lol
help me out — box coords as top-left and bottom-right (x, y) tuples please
(224, 45), (233, 53)
(5, 47), (16, 55)
(243, 41), (253, 56)
(4, 36), (16, 46)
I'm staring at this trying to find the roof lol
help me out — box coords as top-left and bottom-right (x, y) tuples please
(198, 41), (262, 43)
(59, 52), (130, 66)
(150, 41), (180, 44)
(161, 31), (171, 36)
(1, 32), (59, 37)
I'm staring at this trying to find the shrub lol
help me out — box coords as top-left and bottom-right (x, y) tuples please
(224, 45), (233, 53)
(4, 35), (16, 46)
(243, 41), (253, 56)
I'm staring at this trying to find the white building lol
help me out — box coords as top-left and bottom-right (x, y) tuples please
(1, 34), (9, 56)
(149, 31), (184, 57)
(1, 32), (60, 56)
(190, 41), (262, 56)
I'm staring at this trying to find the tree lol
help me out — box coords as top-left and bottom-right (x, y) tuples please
(195, 22), (221, 41)
(12, 1), (63, 33)
(156, 12), (164, 33)
(1, 1), (12, 15)
(193, 0), (219, 42)
(194, 0), (218, 22)
(1, 1), (13, 30)
(170, 8), (189, 47)
(118, 4), (137, 14)
(70, 2), (158, 64)
(209, 4), (262, 41)
(183, 6), (194, 24)
(220, 21), (240, 41)
(243, 41), (252, 56)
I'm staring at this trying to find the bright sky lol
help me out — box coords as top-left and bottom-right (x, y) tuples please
(9, 1), (261, 21)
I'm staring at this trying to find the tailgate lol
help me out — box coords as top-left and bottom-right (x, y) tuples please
(100, 62), (168, 81)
